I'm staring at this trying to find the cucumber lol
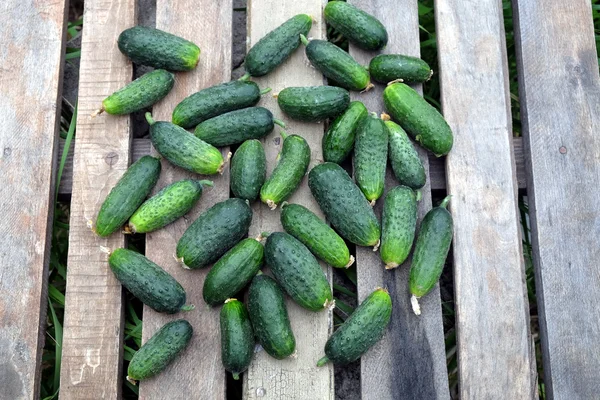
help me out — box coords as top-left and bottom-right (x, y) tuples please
(146, 113), (226, 175)
(317, 288), (391, 366)
(277, 86), (350, 122)
(322, 101), (367, 164)
(265, 232), (333, 311)
(369, 54), (433, 84)
(354, 113), (388, 204)
(260, 132), (310, 210)
(127, 319), (193, 383)
(323, 1), (388, 51)
(220, 299), (254, 380)
(230, 140), (267, 202)
(108, 248), (190, 314)
(380, 186), (418, 270)
(383, 83), (453, 156)
(203, 237), (264, 306)
(409, 196), (453, 315)
(95, 156), (161, 237)
(385, 119), (426, 189)
(308, 163), (380, 247)
(280, 203), (353, 269)
(245, 14), (312, 77)
(118, 26), (200, 71)
(176, 198), (252, 269)
(248, 274), (295, 359)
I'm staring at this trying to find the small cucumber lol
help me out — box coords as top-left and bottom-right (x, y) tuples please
(385, 119), (426, 189)
(220, 299), (254, 380)
(230, 140), (266, 202)
(324, 1), (388, 51)
(127, 319), (193, 383)
(176, 198), (252, 269)
(260, 132), (310, 210)
(95, 156), (161, 237)
(380, 186), (418, 270)
(322, 101), (368, 164)
(369, 54), (432, 84)
(118, 26), (200, 71)
(317, 288), (391, 366)
(409, 196), (453, 315)
(354, 113), (388, 204)
(277, 86), (350, 122)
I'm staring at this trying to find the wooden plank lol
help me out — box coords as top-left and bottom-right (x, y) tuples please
(138, 1), (232, 399)
(0, 1), (67, 399)
(435, 0), (537, 398)
(243, 2), (334, 399)
(512, 0), (600, 398)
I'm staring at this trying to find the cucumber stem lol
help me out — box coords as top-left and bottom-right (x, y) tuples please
(316, 356), (330, 367)
(373, 239), (380, 252)
(145, 112), (156, 126)
(380, 112), (391, 121)
(91, 106), (104, 118)
(386, 78), (404, 86)
(238, 72), (251, 81)
(181, 304), (196, 312)
(218, 152), (232, 175)
(416, 190), (422, 202)
(300, 34), (309, 46)
(344, 255), (355, 269)
(224, 298), (237, 304)
(427, 69), (434, 81)
(122, 224), (134, 235)
(198, 180), (214, 187)
(255, 232), (269, 242)
(385, 262), (399, 270)
(256, 270), (263, 276)
(260, 87), (272, 95)
(273, 118), (286, 128)
(232, 372), (240, 380)
(411, 295), (422, 316)
(279, 130), (288, 140)
(126, 376), (138, 385)
(361, 83), (375, 93)
(439, 195), (451, 209)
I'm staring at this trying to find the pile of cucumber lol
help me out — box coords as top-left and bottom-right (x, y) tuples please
(92, 0), (454, 385)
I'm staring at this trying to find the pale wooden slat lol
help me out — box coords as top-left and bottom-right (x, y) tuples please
(435, 0), (537, 398)
(139, 1), (233, 399)
(512, 0), (600, 398)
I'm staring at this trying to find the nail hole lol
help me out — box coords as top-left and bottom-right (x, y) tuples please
(559, 146), (567, 154)
(105, 152), (119, 166)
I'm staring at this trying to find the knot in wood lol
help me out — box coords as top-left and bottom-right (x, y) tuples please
(104, 151), (119, 166)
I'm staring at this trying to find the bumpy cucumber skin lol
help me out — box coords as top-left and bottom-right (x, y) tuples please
(248, 275), (296, 359)
(127, 319), (193, 381)
(260, 134), (310, 208)
(354, 114), (388, 202)
(380, 186), (418, 269)
(281, 203), (351, 269)
(172, 81), (261, 129)
(95, 156), (161, 237)
(324, 1), (388, 51)
(384, 83), (453, 156)
(369, 54), (432, 84)
(323, 101), (367, 164)
(230, 140), (266, 201)
(220, 299), (255, 380)
(386, 121), (426, 189)
(245, 14), (312, 77)
(102, 69), (174, 115)
(176, 198), (252, 269)
(203, 238), (264, 306)
(277, 86), (350, 122)
(194, 107), (274, 147)
(118, 26), (200, 71)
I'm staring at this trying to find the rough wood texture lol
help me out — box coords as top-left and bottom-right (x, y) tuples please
(243, 2), (334, 399)
(139, 2), (232, 399)
(0, 1), (67, 399)
(435, 0), (537, 398)
(512, 0), (600, 398)
(59, 1), (135, 398)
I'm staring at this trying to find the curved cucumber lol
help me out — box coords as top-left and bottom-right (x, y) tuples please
(230, 140), (267, 201)
(354, 113), (388, 203)
(369, 54), (432, 84)
(380, 186), (418, 270)
(323, 101), (367, 164)
(277, 86), (350, 122)
(385, 119), (426, 189)
(324, 1), (388, 51)
(220, 299), (254, 380)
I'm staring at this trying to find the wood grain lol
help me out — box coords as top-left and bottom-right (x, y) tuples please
(512, 0), (600, 398)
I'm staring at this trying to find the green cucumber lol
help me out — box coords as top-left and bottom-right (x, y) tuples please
(277, 86), (350, 122)
(176, 198), (252, 269)
(265, 232), (333, 312)
(383, 83), (453, 156)
(118, 26), (200, 71)
(323, 101), (367, 164)
(317, 288), (391, 366)
(245, 14), (312, 77)
(220, 299), (254, 380)
(323, 1), (388, 51)
(369, 54), (433, 84)
(248, 274), (296, 359)
(280, 203), (353, 269)
(260, 132), (310, 210)
(380, 186), (418, 270)
(385, 119), (426, 189)
(354, 113), (388, 204)
(308, 163), (380, 247)
(230, 140), (266, 202)
(409, 196), (453, 315)
(95, 155), (161, 237)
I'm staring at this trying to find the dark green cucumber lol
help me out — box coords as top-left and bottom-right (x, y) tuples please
(354, 113), (388, 204)
(277, 86), (350, 122)
(280, 203), (352, 269)
(369, 54), (432, 84)
(203, 237), (264, 306)
(265, 232), (333, 311)
(380, 186), (418, 270)
(176, 198), (252, 269)
(260, 133), (310, 210)
(308, 163), (380, 247)
(220, 299), (254, 380)
(118, 26), (200, 71)
(317, 288), (391, 366)
(147, 113), (225, 175)
(95, 156), (161, 237)
(323, 101), (367, 164)
(245, 14), (312, 77)
(385, 119), (426, 189)
(409, 196), (453, 315)
(109, 248), (190, 314)
(323, 1), (388, 51)
(230, 140), (266, 201)
(383, 83), (453, 156)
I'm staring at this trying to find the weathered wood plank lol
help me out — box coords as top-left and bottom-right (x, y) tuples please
(139, 1), (233, 399)
(435, 0), (536, 398)
(512, 0), (600, 398)
(0, 1), (67, 399)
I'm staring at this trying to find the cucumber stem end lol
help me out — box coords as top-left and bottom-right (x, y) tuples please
(145, 112), (156, 126)
(380, 112), (391, 121)
(224, 298), (237, 304)
(361, 83), (375, 93)
(238, 72), (251, 81)
(126, 376), (137, 385)
(411, 295), (422, 316)
(266, 199), (277, 210)
(344, 255), (355, 269)
(316, 356), (330, 367)
(373, 240), (380, 252)
(387, 78), (404, 86)
(232, 372), (240, 380)
(273, 118), (286, 128)
(300, 34), (309, 46)
(198, 180), (214, 187)
(385, 262), (399, 270)
(91, 107), (104, 118)
(181, 304), (195, 312)
(260, 87), (272, 95)
(439, 195), (451, 209)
